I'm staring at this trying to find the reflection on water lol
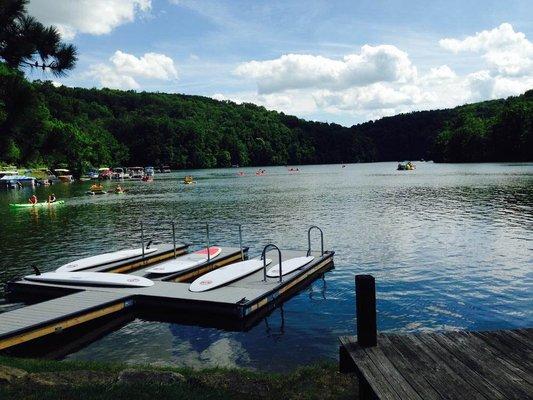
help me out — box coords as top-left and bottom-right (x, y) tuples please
(0, 162), (532, 371)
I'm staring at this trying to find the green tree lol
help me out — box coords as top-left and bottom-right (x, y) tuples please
(0, 0), (77, 76)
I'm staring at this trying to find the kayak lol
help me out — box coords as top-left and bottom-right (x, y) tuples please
(10, 200), (65, 208)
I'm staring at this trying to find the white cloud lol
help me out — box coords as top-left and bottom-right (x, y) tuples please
(235, 45), (417, 94)
(88, 64), (140, 90)
(314, 84), (427, 112)
(224, 23), (533, 123)
(28, 0), (151, 39)
(111, 51), (178, 80)
(88, 51), (178, 90)
(440, 23), (533, 77)
(212, 91), (317, 116)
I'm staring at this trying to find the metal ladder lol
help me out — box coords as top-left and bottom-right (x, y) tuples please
(307, 225), (324, 256)
(261, 243), (283, 283)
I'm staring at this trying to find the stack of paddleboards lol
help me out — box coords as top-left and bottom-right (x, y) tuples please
(24, 245), (159, 288)
(189, 255), (315, 292)
(146, 246), (221, 274)
(57, 247), (158, 272)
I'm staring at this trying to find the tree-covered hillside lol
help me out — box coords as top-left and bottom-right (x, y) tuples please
(1, 64), (531, 173)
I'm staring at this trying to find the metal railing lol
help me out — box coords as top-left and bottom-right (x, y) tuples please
(138, 220), (246, 261)
(307, 225), (324, 256)
(262, 243), (282, 283)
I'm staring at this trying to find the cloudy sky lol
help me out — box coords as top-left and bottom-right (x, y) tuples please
(25, 0), (533, 126)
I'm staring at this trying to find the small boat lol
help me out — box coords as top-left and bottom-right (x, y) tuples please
(87, 169), (100, 180)
(57, 246), (159, 272)
(397, 161), (416, 171)
(161, 165), (171, 173)
(24, 271), (154, 287)
(112, 167), (127, 180)
(146, 247), (222, 274)
(88, 183), (106, 195)
(128, 167), (145, 180)
(10, 200), (65, 208)
(183, 176), (195, 184)
(189, 258), (272, 292)
(98, 167), (112, 180)
(0, 173), (36, 189)
(54, 169), (74, 183)
(143, 166), (155, 181)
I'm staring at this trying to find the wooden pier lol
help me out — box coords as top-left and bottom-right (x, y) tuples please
(339, 275), (533, 400)
(1, 249), (334, 352)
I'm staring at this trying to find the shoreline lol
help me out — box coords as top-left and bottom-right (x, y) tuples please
(0, 356), (358, 399)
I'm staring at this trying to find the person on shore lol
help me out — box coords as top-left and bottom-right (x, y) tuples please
(47, 193), (57, 203)
(29, 194), (37, 204)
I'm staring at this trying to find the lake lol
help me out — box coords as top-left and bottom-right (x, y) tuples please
(0, 162), (531, 371)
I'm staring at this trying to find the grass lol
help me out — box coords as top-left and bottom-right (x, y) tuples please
(0, 356), (358, 400)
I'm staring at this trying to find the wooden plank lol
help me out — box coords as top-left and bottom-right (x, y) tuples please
(475, 331), (533, 371)
(378, 335), (446, 400)
(390, 333), (486, 400)
(506, 329), (533, 351)
(341, 338), (404, 400)
(415, 333), (506, 400)
(516, 328), (533, 342)
(432, 332), (531, 399)
(447, 331), (533, 388)
(363, 341), (425, 400)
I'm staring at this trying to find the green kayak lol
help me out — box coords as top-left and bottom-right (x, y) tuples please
(10, 200), (65, 208)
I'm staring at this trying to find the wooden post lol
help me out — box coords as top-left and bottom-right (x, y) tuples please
(355, 274), (377, 347)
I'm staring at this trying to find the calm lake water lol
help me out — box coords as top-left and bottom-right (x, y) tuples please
(0, 162), (532, 371)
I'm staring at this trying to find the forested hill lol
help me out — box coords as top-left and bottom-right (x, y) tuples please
(0, 63), (531, 172)
(357, 92), (532, 163)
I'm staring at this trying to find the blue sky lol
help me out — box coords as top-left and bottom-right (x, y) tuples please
(26, 0), (533, 125)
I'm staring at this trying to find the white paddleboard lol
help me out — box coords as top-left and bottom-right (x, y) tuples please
(24, 272), (154, 287)
(57, 247), (158, 272)
(146, 246), (222, 274)
(266, 256), (315, 277)
(189, 258), (272, 292)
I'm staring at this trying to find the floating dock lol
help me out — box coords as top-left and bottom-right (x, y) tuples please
(339, 275), (533, 400)
(1, 248), (334, 352)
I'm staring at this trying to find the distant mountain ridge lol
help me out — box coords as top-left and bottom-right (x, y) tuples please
(1, 63), (531, 171)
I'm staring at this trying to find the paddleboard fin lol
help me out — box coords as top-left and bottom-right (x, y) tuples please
(31, 265), (41, 276)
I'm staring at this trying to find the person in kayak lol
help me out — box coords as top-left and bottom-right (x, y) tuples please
(47, 193), (57, 203)
(115, 185), (124, 193)
(29, 194), (38, 204)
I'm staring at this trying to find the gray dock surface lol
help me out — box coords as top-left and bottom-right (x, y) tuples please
(0, 291), (131, 350)
(340, 329), (533, 400)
